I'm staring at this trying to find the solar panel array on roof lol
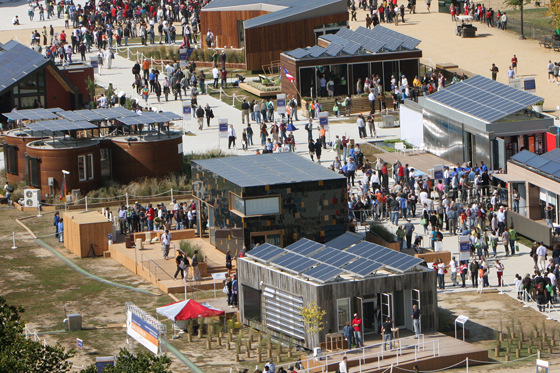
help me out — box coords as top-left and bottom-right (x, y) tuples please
(510, 149), (560, 181)
(326, 232), (363, 250)
(246, 243), (286, 263)
(0, 41), (50, 93)
(342, 258), (384, 276)
(308, 46), (326, 58)
(310, 247), (357, 267)
(428, 75), (543, 123)
(345, 241), (424, 272)
(302, 263), (345, 283)
(324, 43), (344, 57)
(26, 119), (96, 133)
(194, 153), (345, 188)
(285, 48), (310, 59)
(3, 108), (59, 121)
(270, 252), (319, 273)
(284, 238), (324, 256)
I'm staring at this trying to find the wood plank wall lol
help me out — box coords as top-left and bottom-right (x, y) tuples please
(200, 10), (268, 49)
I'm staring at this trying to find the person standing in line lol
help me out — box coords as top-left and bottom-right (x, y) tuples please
(192, 250), (201, 280)
(477, 265), (484, 293)
(161, 229), (171, 259)
(343, 321), (354, 349)
(241, 98), (250, 124)
(352, 313), (363, 348)
(470, 259), (479, 288)
(411, 304), (421, 338)
(490, 63), (499, 80)
(356, 114), (366, 139)
(225, 250), (233, 275)
(449, 256), (458, 286)
(537, 242), (548, 271)
(404, 218), (415, 249)
(459, 261), (468, 288)
(381, 317), (393, 350)
(495, 260), (504, 287)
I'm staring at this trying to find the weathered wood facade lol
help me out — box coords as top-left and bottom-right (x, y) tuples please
(239, 258), (437, 350)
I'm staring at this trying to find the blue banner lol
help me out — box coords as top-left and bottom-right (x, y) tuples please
(319, 117), (328, 126)
(219, 123), (228, 133)
(183, 106), (191, 115)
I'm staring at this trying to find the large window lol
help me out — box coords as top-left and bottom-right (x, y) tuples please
(243, 284), (261, 322)
(13, 70), (46, 109)
(3, 144), (17, 175)
(230, 193), (280, 216)
(78, 154), (95, 181)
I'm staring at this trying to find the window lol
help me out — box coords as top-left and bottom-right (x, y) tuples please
(230, 193), (281, 216)
(78, 156), (86, 181)
(28, 157), (40, 188)
(88, 154), (94, 180)
(4, 144), (17, 175)
(263, 286), (304, 340)
(243, 285), (261, 322)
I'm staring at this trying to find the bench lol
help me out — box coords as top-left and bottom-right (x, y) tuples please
(553, 40), (560, 52)
(540, 36), (552, 48)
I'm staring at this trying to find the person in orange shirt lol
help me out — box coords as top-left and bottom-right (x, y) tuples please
(319, 125), (326, 149)
(142, 59), (150, 81)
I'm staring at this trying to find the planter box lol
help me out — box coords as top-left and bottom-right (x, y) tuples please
(239, 82), (282, 97)
(365, 231), (400, 251)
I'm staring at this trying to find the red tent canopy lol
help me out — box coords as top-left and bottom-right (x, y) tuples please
(156, 299), (225, 321)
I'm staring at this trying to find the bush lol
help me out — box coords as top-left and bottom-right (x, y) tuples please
(369, 222), (397, 243)
(179, 240), (204, 262)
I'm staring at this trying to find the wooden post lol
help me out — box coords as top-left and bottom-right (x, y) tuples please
(226, 341), (231, 350)
(495, 346), (500, 357)
(528, 347), (532, 355)
(516, 348), (520, 359)
(187, 333), (192, 342)
(217, 336), (222, 347)
(518, 340), (522, 349)
(206, 340), (211, 350)
(257, 350), (262, 363)
(276, 355), (281, 363)
(499, 333), (503, 342)
(198, 328), (203, 339)
(267, 348), (272, 359)
(235, 354), (239, 362)
(505, 354), (510, 361)
(246, 340), (251, 351)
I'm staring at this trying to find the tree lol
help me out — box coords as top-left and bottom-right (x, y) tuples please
(299, 302), (327, 334)
(504, 0), (533, 39)
(0, 296), (74, 372)
(81, 348), (172, 373)
(548, 0), (560, 31)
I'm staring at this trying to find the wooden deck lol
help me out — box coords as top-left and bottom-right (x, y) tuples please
(370, 149), (455, 176)
(239, 82), (282, 97)
(108, 237), (235, 294)
(301, 332), (488, 373)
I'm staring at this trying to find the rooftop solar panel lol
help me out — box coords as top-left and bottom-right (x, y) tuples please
(525, 156), (550, 169)
(428, 75), (543, 123)
(285, 48), (310, 59)
(284, 238), (324, 256)
(58, 111), (87, 121)
(311, 247), (356, 267)
(302, 264), (345, 283)
(511, 150), (538, 164)
(541, 149), (560, 161)
(326, 232), (363, 250)
(308, 46), (326, 58)
(270, 252), (319, 273)
(391, 256), (424, 272)
(540, 161), (560, 176)
(324, 43), (344, 57)
(342, 259), (384, 276)
(73, 110), (107, 122)
(342, 41), (361, 55)
(246, 243), (286, 263)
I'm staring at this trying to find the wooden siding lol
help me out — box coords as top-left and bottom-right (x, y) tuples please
(244, 13), (349, 71)
(63, 211), (113, 257)
(239, 258), (437, 350)
(200, 10), (268, 49)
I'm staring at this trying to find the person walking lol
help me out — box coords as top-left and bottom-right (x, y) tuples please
(490, 63), (499, 80)
(192, 250), (201, 280)
(196, 105), (205, 130)
(204, 103), (213, 127)
(338, 356), (348, 373)
(411, 304), (421, 338)
(173, 251), (184, 280)
(404, 218), (415, 249)
(161, 229), (172, 259)
(495, 260), (504, 287)
(228, 124), (236, 149)
(382, 317), (393, 350)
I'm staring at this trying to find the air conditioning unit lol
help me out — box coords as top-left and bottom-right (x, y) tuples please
(24, 189), (41, 208)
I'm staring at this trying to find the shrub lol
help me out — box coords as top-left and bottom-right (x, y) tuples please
(179, 240), (204, 262)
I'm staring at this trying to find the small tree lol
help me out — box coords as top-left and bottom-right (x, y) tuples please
(85, 76), (96, 105)
(299, 302), (327, 334)
(504, 0), (533, 39)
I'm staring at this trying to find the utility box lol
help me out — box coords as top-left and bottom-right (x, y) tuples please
(66, 313), (82, 331)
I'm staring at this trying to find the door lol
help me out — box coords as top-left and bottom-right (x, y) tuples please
(337, 298), (351, 332)
(381, 293), (393, 324)
(362, 299), (377, 334)
(411, 289), (421, 332)
(394, 291), (405, 327)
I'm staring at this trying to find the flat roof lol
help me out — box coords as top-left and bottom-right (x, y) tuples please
(509, 149), (560, 183)
(193, 152), (346, 188)
(427, 75), (543, 124)
(203, 0), (346, 29)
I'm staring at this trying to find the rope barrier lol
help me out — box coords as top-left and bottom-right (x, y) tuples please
(0, 233), (16, 241)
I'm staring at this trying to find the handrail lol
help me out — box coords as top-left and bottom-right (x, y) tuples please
(137, 244), (175, 282)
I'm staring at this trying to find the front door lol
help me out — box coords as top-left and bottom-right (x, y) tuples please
(362, 299), (377, 334)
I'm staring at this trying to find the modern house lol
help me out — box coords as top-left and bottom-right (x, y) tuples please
(280, 26), (422, 100)
(400, 75), (554, 170)
(238, 235), (434, 349)
(191, 153), (348, 253)
(200, 0), (349, 71)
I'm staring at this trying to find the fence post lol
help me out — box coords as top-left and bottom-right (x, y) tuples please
(231, 93), (236, 107)
(126, 193), (129, 207)
(466, 357), (469, 373)
(171, 188), (174, 204)
(85, 196), (88, 211)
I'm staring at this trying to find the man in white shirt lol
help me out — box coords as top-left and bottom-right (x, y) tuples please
(227, 124), (236, 149)
(212, 66), (220, 88)
(161, 229), (172, 259)
(536, 243), (548, 271)
(449, 257), (458, 286)
(338, 356), (348, 373)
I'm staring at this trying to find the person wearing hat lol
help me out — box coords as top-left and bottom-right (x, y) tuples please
(352, 313), (363, 348)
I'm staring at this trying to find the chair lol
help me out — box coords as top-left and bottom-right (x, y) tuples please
(394, 142), (406, 154)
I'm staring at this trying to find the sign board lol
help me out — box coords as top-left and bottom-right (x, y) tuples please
(276, 94), (286, 115)
(458, 235), (471, 262)
(179, 49), (187, 68)
(523, 77), (536, 93)
(318, 111), (329, 130)
(90, 57), (98, 68)
(182, 100), (191, 116)
(537, 359), (549, 373)
(76, 338), (83, 349)
(126, 309), (160, 354)
(433, 164), (444, 180)
(211, 272), (228, 281)
(95, 357), (115, 373)
(219, 118), (228, 139)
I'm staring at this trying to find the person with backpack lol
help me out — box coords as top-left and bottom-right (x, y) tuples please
(4, 182), (13, 206)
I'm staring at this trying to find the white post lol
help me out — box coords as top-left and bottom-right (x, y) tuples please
(184, 279), (188, 300)
(126, 192), (129, 207)
(466, 357), (469, 372)
(231, 93), (236, 107)
(85, 196), (88, 211)
(170, 189), (174, 204)
(11, 232), (17, 250)
(213, 279), (216, 298)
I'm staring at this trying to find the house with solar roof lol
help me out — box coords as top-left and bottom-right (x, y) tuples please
(191, 152), (348, 253)
(200, 0), (348, 71)
(237, 232), (435, 349)
(0, 41), (93, 116)
(2, 107), (183, 198)
(497, 149), (560, 246)
(280, 26), (422, 100)
(400, 75), (555, 170)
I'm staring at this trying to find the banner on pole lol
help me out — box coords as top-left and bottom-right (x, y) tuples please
(182, 100), (191, 116)
(276, 94), (286, 115)
(319, 111), (329, 130)
(458, 235), (470, 262)
(219, 118), (228, 139)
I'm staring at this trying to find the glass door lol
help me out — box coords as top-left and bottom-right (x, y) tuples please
(381, 293), (393, 324)
(362, 299), (377, 334)
(337, 298), (350, 332)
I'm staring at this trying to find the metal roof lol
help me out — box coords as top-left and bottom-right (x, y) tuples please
(203, 0), (347, 29)
(193, 153), (345, 188)
(427, 75), (543, 123)
(0, 41), (50, 94)
(283, 26), (420, 60)
(510, 149), (560, 182)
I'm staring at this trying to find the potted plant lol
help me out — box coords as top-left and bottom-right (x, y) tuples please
(533, 101), (544, 113)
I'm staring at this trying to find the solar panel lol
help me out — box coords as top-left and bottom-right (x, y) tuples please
(390, 256), (424, 272)
(3, 108), (59, 121)
(541, 149), (560, 161)
(302, 264), (345, 283)
(157, 111), (182, 121)
(284, 238), (324, 256)
(285, 48), (310, 59)
(428, 75), (543, 123)
(118, 116), (143, 126)
(324, 43), (344, 57)
(308, 46), (326, 58)
(326, 232), (363, 250)
(343, 259), (384, 277)
(270, 252), (319, 273)
(25, 119), (95, 132)
(246, 243), (285, 263)
(74, 110), (108, 122)
(342, 41), (361, 55)
(525, 156), (550, 169)
(58, 111), (87, 121)
(311, 247), (357, 267)
(540, 161), (560, 176)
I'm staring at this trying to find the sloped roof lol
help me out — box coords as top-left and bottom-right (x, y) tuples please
(0, 41), (50, 94)
(203, 0), (347, 29)
(510, 149), (560, 182)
